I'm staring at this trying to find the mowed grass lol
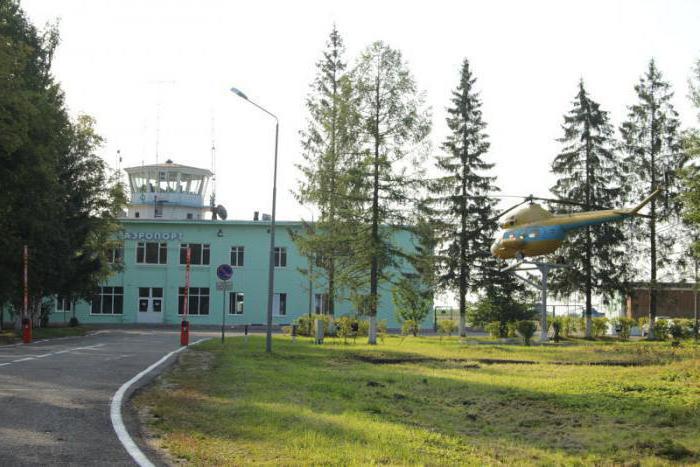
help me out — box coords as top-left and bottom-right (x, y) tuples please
(0, 325), (90, 344)
(135, 335), (700, 465)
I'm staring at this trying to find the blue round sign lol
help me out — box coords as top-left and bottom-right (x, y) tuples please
(217, 264), (233, 281)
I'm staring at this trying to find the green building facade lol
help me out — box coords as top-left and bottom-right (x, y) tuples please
(53, 218), (422, 329)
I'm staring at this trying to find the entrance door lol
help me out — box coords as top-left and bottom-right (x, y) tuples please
(137, 287), (163, 323)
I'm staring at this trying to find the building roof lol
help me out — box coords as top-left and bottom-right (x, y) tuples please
(120, 218), (304, 227)
(124, 159), (213, 177)
(628, 282), (699, 290)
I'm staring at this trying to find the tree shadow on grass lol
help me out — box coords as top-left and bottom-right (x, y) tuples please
(167, 337), (700, 464)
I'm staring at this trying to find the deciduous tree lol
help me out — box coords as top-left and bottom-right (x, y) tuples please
(352, 41), (431, 344)
(294, 26), (362, 315)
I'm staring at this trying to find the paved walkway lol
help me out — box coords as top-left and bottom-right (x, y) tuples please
(0, 329), (210, 466)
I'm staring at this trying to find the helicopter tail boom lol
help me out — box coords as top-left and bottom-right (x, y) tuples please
(628, 188), (663, 215)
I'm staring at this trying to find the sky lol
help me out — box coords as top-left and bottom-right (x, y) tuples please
(20, 0), (700, 224)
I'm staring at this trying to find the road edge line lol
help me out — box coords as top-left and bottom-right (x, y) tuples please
(110, 338), (209, 467)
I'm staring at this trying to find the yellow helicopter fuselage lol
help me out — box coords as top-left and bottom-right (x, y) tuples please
(490, 190), (660, 260)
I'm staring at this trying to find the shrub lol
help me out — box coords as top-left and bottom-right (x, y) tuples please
(669, 320), (689, 341)
(467, 295), (535, 338)
(68, 316), (79, 327)
(562, 315), (577, 337)
(295, 314), (333, 337)
(610, 317), (635, 340)
(638, 316), (649, 336)
(401, 320), (419, 337)
(336, 316), (357, 343)
(591, 317), (609, 338)
(377, 319), (388, 342)
(484, 321), (501, 338)
(357, 319), (369, 337)
(654, 319), (670, 340)
(438, 320), (458, 337)
(392, 277), (432, 330)
(552, 317), (562, 342)
(516, 320), (537, 345)
(506, 321), (518, 337)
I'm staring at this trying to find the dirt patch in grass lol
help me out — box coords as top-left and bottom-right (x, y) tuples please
(634, 439), (696, 461)
(349, 353), (655, 367)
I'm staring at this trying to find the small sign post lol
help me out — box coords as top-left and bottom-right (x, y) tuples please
(216, 264), (234, 344)
(180, 247), (191, 346)
(22, 245), (31, 344)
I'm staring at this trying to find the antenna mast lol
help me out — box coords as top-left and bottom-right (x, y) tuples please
(211, 113), (216, 201)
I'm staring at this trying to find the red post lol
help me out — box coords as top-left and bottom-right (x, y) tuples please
(180, 247), (191, 346)
(22, 245), (31, 344)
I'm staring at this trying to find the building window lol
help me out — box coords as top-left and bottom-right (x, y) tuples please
(230, 246), (245, 267)
(136, 242), (168, 264)
(178, 287), (210, 315)
(138, 287), (163, 312)
(107, 245), (123, 264)
(229, 292), (244, 314)
(180, 243), (210, 265)
(91, 287), (124, 314)
(273, 293), (287, 316)
(274, 247), (287, 268)
(56, 296), (72, 312)
(314, 293), (329, 314)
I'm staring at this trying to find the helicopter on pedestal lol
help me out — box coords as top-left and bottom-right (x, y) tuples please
(490, 189), (662, 260)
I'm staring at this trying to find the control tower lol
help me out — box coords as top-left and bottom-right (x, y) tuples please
(123, 159), (217, 220)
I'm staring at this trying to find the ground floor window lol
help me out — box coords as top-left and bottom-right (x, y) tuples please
(139, 287), (163, 312)
(229, 292), (244, 314)
(273, 293), (287, 316)
(178, 287), (210, 315)
(92, 287), (124, 314)
(56, 296), (72, 312)
(314, 293), (330, 314)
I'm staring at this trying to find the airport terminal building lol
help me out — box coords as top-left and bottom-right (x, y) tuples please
(52, 160), (418, 329)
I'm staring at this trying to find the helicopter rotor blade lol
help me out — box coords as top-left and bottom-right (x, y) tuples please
(489, 199), (530, 222)
(529, 196), (614, 211)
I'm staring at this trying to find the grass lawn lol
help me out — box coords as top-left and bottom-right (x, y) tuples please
(135, 335), (700, 465)
(0, 325), (90, 345)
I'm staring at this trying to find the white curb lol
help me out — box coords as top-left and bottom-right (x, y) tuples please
(110, 338), (209, 467)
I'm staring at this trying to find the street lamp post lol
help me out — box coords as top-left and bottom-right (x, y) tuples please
(230, 87), (279, 353)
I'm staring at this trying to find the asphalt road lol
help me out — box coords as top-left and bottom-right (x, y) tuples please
(0, 329), (211, 466)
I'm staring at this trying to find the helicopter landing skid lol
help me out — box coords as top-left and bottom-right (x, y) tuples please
(502, 258), (568, 343)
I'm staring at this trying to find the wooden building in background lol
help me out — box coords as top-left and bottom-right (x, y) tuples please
(626, 282), (699, 319)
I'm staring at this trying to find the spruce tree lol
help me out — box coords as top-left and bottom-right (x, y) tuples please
(294, 26), (361, 315)
(549, 80), (627, 338)
(430, 59), (499, 337)
(620, 59), (685, 339)
(352, 41), (431, 344)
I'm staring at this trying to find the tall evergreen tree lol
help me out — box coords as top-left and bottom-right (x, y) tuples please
(430, 59), (499, 337)
(352, 41), (431, 344)
(294, 26), (362, 315)
(620, 59), (685, 339)
(549, 80), (626, 338)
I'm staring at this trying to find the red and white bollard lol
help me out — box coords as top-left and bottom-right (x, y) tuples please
(180, 320), (189, 346)
(22, 317), (32, 344)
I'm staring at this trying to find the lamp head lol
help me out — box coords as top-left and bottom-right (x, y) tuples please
(230, 87), (248, 100)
